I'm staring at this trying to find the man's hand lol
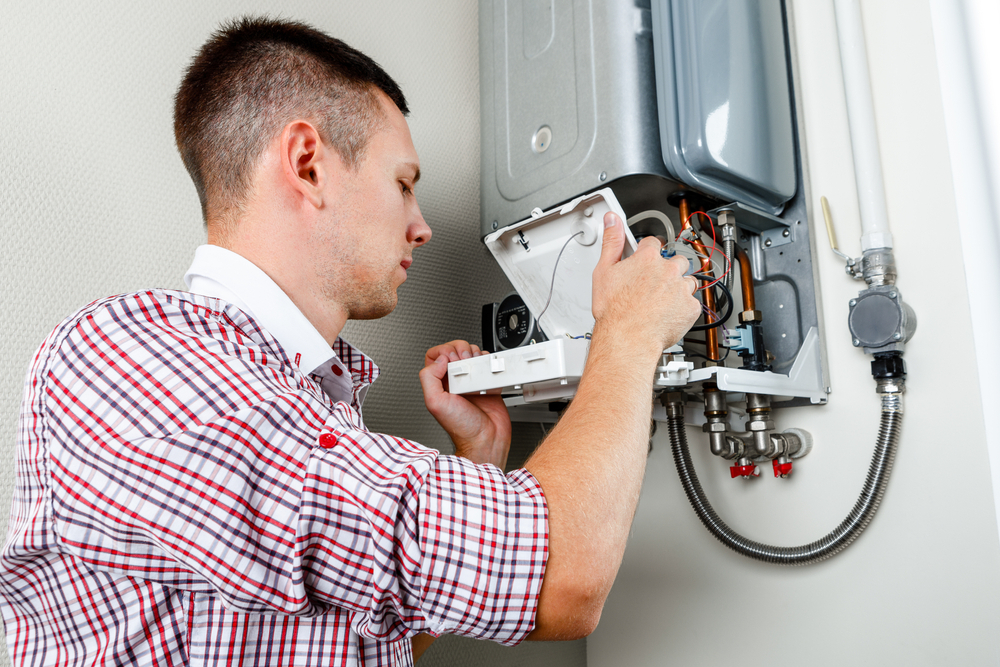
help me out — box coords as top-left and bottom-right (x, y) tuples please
(419, 340), (512, 469)
(592, 211), (702, 354)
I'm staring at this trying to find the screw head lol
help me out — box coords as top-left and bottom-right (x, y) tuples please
(853, 338), (860, 346)
(849, 299), (857, 307)
(492, 220), (498, 230)
(889, 291), (897, 298)
(764, 238), (773, 247)
(893, 332), (902, 340)
(599, 171), (608, 182)
(782, 229), (790, 237)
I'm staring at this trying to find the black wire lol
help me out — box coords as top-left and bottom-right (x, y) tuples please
(688, 277), (733, 332)
(684, 347), (731, 362)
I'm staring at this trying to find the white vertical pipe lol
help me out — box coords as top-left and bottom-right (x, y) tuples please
(833, 0), (894, 251)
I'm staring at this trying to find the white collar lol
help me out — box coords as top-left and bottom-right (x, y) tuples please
(183, 244), (338, 376)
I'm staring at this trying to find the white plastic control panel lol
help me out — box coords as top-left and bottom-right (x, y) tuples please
(447, 337), (590, 403)
(448, 188), (637, 402)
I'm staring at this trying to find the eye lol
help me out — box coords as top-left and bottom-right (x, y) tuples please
(400, 181), (413, 196)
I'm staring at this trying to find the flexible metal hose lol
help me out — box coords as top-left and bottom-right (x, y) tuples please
(667, 391), (902, 565)
(722, 238), (736, 293)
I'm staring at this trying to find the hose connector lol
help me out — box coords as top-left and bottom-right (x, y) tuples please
(717, 210), (737, 293)
(661, 391), (685, 419)
(872, 351), (905, 413)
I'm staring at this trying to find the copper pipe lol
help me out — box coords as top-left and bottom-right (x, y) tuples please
(735, 246), (756, 312)
(677, 199), (714, 275)
(678, 198), (718, 361)
(701, 271), (719, 361)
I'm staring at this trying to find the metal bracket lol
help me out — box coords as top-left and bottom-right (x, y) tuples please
(760, 225), (794, 249)
(708, 201), (791, 235)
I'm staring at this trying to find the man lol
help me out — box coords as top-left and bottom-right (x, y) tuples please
(0, 17), (700, 666)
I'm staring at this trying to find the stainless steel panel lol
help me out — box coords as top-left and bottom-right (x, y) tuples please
(480, 0), (671, 236)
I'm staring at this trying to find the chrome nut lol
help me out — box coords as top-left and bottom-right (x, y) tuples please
(746, 420), (775, 432)
(876, 379), (905, 394)
(702, 422), (728, 433)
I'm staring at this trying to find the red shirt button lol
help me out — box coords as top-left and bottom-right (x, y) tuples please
(318, 433), (337, 449)
(331, 365), (343, 376)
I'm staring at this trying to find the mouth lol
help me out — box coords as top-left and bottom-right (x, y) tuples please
(400, 258), (413, 270)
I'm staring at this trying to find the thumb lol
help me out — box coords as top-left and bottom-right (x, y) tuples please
(597, 211), (625, 270)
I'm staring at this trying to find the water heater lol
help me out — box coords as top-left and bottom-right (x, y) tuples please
(476, 0), (827, 406)
(460, 0), (915, 567)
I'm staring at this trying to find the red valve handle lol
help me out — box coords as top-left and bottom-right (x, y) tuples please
(773, 459), (793, 477)
(730, 463), (758, 478)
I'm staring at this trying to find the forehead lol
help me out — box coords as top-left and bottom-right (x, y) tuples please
(369, 92), (418, 170)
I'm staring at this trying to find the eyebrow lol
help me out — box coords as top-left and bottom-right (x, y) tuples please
(406, 163), (421, 184)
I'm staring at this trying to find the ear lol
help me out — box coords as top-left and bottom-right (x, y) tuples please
(280, 121), (331, 209)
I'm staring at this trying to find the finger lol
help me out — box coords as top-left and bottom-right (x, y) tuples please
(424, 340), (477, 366)
(418, 354), (450, 407)
(424, 343), (458, 367)
(636, 235), (663, 254)
(665, 254), (690, 276)
(597, 212), (626, 271)
(452, 340), (476, 360)
(684, 276), (699, 294)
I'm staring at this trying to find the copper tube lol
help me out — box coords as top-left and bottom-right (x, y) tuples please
(701, 270), (719, 361)
(678, 198), (718, 361)
(735, 246), (756, 312)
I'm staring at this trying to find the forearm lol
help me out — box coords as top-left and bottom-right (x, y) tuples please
(524, 321), (662, 638)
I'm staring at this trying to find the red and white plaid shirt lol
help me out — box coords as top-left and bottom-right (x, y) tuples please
(0, 247), (548, 666)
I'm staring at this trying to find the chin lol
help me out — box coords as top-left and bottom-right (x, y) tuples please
(350, 292), (398, 320)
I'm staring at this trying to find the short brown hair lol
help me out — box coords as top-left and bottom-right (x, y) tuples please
(174, 16), (408, 222)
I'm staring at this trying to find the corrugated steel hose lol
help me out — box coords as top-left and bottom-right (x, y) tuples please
(666, 390), (902, 565)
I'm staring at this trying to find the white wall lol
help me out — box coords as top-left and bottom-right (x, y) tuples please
(930, 0), (1000, 541)
(588, 1), (1000, 665)
(0, 2), (581, 665)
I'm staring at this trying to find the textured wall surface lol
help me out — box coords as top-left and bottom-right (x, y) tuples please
(0, 1), (580, 665)
(587, 1), (1000, 666)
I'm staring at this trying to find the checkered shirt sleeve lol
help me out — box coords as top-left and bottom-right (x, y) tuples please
(0, 290), (547, 666)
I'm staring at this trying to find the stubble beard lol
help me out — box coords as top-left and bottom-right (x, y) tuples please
(311, 216), (400, 321)
(345, 277), (398, 320)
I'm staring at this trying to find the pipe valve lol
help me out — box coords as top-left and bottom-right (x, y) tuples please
(772, 456), (793, 478)
(730, 459), (759, 479)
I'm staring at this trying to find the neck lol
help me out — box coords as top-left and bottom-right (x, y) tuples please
(207, 222), (348, 347)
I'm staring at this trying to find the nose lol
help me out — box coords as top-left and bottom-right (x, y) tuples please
(408, 203), (432, 247)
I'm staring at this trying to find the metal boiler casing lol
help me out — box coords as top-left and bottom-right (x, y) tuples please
(479, 0), (798, 235)
(478, 0), (831, 407)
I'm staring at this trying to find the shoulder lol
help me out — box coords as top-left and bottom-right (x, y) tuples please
(31, 290), (304, 418)
(34, 290), (263, 365)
